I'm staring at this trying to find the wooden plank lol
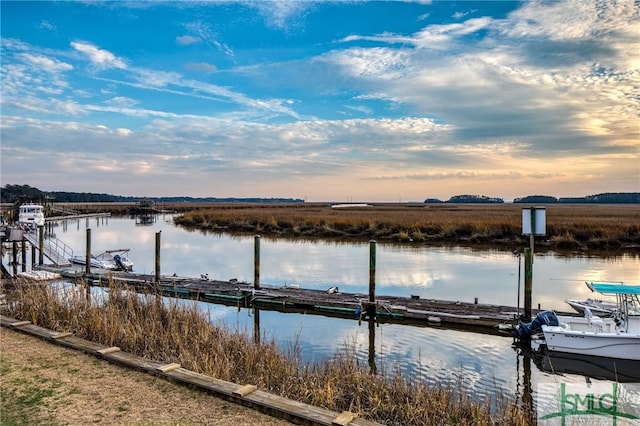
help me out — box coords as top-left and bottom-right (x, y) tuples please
(101, 350), (167, 373)
(51, 331), (73, 339)
(156, 362), (181, 373)
(9, 322), (65, 340)
(243, 389), (344, 424)
(0, 315), (18, 327)
(96, 346), (121, 355)
(233, 384), (257, 397)
(333, 411), (356, 426)
(54, 335), (107, 354)
(164, 368), (238, 396)
(10, 320), (31, 327)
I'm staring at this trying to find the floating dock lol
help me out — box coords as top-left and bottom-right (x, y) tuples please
(25, 267), (555, 334)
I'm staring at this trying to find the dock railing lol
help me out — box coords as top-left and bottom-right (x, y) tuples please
(24, 231), (73, 267)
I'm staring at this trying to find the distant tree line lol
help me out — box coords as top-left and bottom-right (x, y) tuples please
(423, 192), (639, 204)
(0, 184), (303, 204)
(512, 193), (640, 204)
(2, 185), (637, 205)
(424, 194), (504, 203)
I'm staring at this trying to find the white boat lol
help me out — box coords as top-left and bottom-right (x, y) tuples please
(565, 297), (617, 317)
(18, 204), (45, 229)
(71, 254), (117, 270)
(541, 282), (640, 360)
(70, 249), (133, 271)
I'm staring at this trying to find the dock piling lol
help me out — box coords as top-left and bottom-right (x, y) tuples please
(21, 239), (26, 272)
(12, 241), (17, 276)
(155, 231), (161, 284)
(524, 247), (533, 321)
(254, 235), (260, 290)
(38, 225), (44, 265)
(31, 237), (36, 267)
(85, 228), (91, 275)
(368, 240), (376, 318)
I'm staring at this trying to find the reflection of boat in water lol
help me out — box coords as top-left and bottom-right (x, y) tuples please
(70, 249), (133, 271)
(531, 347), (640, 382)
(514, 281), (640, 360)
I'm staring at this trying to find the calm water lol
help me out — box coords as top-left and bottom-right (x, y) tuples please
(12, 215), (640, 406)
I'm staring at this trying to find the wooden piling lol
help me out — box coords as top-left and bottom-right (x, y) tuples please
(38, 225), (44, 265)
(524, 247), (533, 321)
(21, 239), (26, 272)
(368, 240), (376, 318)
(155, 231), (161, 284)
(254, 235), (260, 290)
(31, 237), (36, 267)
(85, 228), (91, 275)
(12, 241), (17, 276)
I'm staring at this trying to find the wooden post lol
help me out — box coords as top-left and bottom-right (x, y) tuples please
(21, 239), (26, 272)
(12, 241), (17, 276)
(31, 237), (36, 267)
(254, 235), (260, 290)
(38, 225), (44, 265)
(524, 247), (533, 321)
(155, 231), (161, 284)
(368, 240), (376, 318)
(85, 228), (91, 275)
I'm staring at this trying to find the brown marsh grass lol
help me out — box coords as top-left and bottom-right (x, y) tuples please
(174, 203), (640, 251)
(2, 279), (530, 425)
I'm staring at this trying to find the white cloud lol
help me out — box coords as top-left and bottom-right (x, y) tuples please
(71, 41), (126, 69)
(17, 53), (73, 72)
(105, 96), (138, 107)
(184, 22), (234, 58)
(251, 1), (313, 30)
(39, 20), (56, 31)
(176, 35), (200, 45)
(184, 62), (217, 73)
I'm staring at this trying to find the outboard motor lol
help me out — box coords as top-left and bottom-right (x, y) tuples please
(512, 310), (559, 338)
(114, 254), (126, 271)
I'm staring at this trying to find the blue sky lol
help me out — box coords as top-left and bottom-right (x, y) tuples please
(1, 1), (638, 202)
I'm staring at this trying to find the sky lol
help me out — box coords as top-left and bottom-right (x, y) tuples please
(1, 1), (638, 202)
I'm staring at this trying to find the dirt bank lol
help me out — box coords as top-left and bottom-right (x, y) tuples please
(0, 328), (293, 425)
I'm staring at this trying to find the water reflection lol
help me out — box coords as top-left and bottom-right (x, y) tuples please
(528, 347), (640, 383)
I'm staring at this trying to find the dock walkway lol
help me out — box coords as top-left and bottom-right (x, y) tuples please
(38, 268), (551, 333)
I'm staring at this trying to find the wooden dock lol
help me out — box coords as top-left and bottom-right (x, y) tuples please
(31, 267), (551, 334)
(1, 315), (381, 426)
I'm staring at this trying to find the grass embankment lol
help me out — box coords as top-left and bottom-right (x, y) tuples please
(2, 280), (529, 426)
(174, 203), (640, 251)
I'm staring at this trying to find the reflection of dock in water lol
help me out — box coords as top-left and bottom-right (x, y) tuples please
(135, 214), (156, 226)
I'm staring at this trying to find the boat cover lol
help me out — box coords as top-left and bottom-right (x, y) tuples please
(588, 282), (640, 295)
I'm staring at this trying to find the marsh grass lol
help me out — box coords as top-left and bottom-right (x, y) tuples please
(173, 203), (639, 251)
(3, 280), (530, 425)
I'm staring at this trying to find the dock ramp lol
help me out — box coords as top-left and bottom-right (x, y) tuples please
(23, 232), (73, 267)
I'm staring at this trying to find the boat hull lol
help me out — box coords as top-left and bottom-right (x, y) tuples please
(542, 325), (640, 360)
(70, 256), (116, 270)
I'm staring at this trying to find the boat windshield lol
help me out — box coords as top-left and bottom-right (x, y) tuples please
(625, 295), (640, 316)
